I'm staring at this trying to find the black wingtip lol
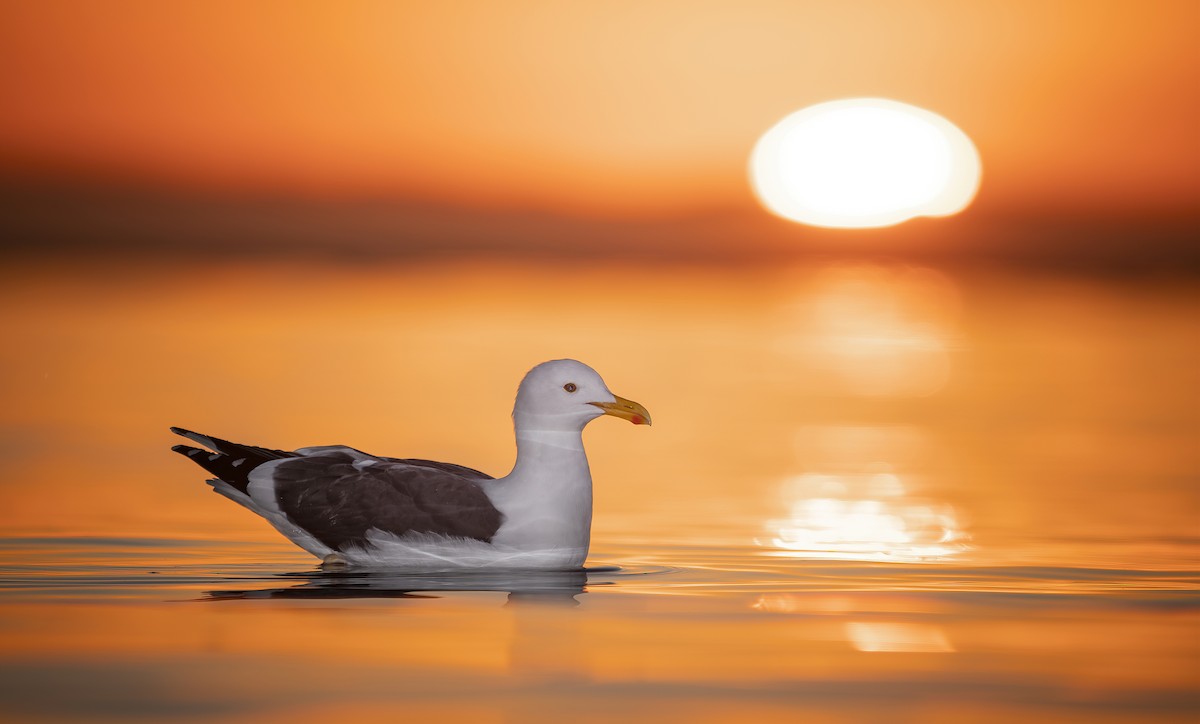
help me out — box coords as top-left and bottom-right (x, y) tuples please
(171, 444), (205, 457)
(170, 426), (189, 436)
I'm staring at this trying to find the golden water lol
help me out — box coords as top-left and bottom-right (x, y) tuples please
(1, 259), (1196, 722)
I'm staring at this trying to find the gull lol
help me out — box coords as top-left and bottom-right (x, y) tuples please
(171, 359), (650, 570)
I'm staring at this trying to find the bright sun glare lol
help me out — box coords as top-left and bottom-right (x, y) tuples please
(750, 98), (981, 228)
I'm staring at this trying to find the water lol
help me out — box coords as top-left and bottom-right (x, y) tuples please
(2, 532), (1196, 723)
(1, 259), (1197, 721)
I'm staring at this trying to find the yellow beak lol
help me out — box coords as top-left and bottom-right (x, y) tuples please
(590, 395), (652, 426)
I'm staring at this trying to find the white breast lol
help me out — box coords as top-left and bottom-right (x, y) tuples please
(484, 430), (594, 567)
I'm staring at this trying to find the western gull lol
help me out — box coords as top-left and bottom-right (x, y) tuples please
(171, 359), (651, 570)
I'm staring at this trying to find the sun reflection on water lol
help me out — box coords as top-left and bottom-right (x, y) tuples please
(762, 265), (971, 562)
(774, 264), (960, 397)
(844, 622), (955, 653)
(761, 472), (970, 562)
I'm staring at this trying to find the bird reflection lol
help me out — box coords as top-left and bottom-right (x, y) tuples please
(202, 568), (590, 607)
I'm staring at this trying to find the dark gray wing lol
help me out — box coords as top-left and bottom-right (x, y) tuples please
(268, 451), (502, 551)
(378, 457), (492, 480)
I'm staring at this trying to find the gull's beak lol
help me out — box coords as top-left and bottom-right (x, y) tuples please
(590, 395), (652, 426)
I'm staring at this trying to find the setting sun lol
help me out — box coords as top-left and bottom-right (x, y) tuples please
(750, 99), (981, 228)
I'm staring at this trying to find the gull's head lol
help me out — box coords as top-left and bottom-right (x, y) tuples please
(513, 359), (652, 432)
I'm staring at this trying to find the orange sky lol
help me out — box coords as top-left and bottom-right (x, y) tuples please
(1, 1), (1197, 218)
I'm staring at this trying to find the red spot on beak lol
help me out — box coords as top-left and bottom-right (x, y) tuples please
(631, 415), (644, 425)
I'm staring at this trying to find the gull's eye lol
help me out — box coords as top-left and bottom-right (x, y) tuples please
(563, 383), (578, 393)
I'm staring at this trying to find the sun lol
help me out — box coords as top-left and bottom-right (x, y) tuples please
(750, 98), (981, 229)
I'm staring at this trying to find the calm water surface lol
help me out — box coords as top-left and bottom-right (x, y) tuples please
(1, 260), (1197, 722)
